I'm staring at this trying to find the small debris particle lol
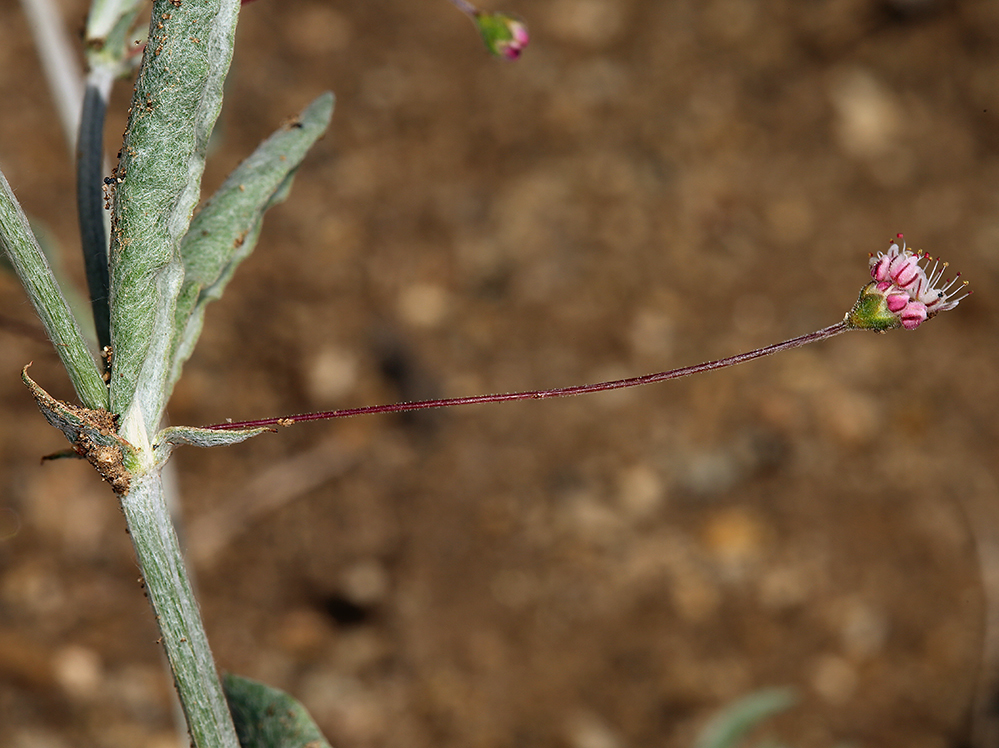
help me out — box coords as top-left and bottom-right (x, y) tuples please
(100, 346), (113, 383)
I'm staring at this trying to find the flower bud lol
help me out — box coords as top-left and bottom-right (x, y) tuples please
(474, 12), (529, 59)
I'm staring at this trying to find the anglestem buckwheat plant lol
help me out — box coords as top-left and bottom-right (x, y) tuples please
(0, 0), (970, 743)
(207, 234), (969, 432)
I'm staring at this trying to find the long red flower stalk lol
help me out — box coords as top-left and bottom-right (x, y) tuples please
(203, 236), (968, 433)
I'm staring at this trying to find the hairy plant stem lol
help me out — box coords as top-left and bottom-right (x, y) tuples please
(0, 170), (107, 410)
(120, 470), (239, 748)
(208, 321), (852, 430)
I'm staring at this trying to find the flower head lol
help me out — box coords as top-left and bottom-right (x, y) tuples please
(847, 234), (968, 331)
(474, 12), (529, 59)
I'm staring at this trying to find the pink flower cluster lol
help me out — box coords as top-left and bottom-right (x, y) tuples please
(869, 234), (967, 329)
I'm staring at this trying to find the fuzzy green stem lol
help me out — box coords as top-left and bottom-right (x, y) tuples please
(109, 0), (240, 437)
(120, 471), (239, 748)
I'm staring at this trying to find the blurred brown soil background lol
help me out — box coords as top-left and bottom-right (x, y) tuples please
(2, 0), (999, 746)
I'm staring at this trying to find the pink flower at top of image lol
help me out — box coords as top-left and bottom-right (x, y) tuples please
(495, 16), (530, 59)
(474, 12), (530, 59)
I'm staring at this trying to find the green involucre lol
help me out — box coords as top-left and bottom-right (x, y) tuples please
(846, 282), (901, 332)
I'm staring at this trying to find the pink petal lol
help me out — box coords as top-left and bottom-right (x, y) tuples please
(889, 255), (921, 288)
(899, 301), (928, 330)
(886, 293), (909, 312)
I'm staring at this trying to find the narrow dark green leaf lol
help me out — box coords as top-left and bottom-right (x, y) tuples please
(223, 673), (333, 748)
(77, 80), (111, 351)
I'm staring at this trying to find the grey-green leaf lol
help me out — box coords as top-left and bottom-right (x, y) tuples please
(694, 688), (796, 748)
(169, 92), (334, 389)
(109, 0), (240, 440)
(223, 673), (333, 748)
(152, 424), (273, 465)
(0, 169), (108, 410)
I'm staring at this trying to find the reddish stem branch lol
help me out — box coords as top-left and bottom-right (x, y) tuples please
(446, 0), (479, 17)
(205, 321), (851, 431)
